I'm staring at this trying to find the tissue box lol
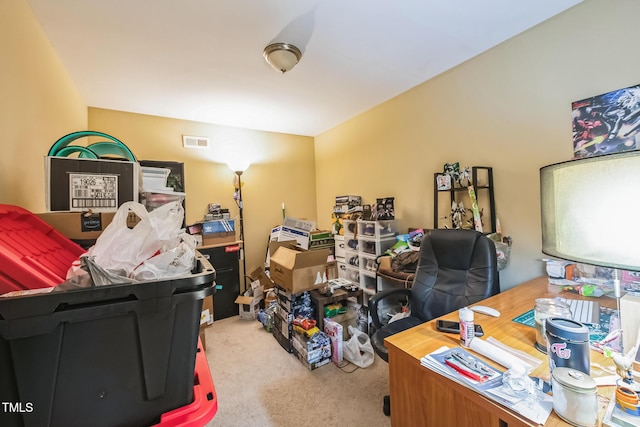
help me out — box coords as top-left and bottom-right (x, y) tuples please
(323, 318), (344, 365)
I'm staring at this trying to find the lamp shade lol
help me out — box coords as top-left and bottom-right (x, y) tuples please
(540, 150), (640, 271)
(226, 159), (250, 174)
(263, 43), (302, 73)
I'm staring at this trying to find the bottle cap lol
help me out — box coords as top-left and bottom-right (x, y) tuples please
(459, 307), (474, 321)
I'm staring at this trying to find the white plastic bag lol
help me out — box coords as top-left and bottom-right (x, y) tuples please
(86, 201), (184, 277)
(147, 201), (187, 248)
(132, 232), (197, 280)
(344, 325), (375, 368)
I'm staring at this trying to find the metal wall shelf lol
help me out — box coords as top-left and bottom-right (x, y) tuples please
(433, 166), (496, 233)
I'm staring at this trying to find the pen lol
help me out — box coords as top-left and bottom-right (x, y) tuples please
(445, 358), (488, 382)
(451, 350), (493, 376)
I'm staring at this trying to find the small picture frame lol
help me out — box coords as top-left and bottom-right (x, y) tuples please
(437, 174), (452, 190)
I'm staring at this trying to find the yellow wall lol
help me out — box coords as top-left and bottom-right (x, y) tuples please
(0, 0), (87, 210)
(315, 0), (640, 289)
(0, 0), (316, 283)
(4, 0), (638, 292)
(88, 108), (317, 276)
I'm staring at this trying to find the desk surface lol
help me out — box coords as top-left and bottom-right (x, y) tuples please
(384, 276), (617, 427)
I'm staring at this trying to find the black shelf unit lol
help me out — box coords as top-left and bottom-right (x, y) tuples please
(198, 243), (241, 320)
(433, 166), (496, 233)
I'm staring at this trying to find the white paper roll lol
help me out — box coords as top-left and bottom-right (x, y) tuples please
(469, 338), (533, 372)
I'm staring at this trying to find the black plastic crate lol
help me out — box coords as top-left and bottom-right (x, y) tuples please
(0, 254), (215, 427)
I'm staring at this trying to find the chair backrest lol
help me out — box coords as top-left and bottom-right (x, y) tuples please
(410, 229), (500, 322)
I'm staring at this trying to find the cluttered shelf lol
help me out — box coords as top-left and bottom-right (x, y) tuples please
(198, 240), (243, 249)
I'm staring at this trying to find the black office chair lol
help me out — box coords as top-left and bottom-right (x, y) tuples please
(369, 228), (500, 416)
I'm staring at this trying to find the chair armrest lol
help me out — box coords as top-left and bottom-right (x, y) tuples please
(369, 287), (412, 329)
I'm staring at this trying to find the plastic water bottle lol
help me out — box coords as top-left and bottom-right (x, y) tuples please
(459, 307), (474, 347)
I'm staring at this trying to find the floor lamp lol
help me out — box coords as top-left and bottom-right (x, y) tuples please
(229, 163), (249, 291)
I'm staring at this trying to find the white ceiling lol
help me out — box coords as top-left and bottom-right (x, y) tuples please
(27, 0), (582, 137)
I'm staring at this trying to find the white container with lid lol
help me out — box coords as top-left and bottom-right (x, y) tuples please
(459, 307), (474, 347)
(141, 166), (171, 190)
(551, 367), (598, 427)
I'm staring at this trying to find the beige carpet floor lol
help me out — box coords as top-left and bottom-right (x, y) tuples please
(203, 316), (392, 427)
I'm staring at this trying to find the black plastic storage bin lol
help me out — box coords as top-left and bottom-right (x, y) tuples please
(0, 254), (215, 427)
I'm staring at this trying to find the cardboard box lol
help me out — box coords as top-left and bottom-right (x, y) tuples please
(45, 156), (139, 212)
(269, 243), (330, 294)
(272, 306), (293, 353)
(199, 294), (214, 350)
(269, 216), (317, 251)
(326, 261), (338, 280)
(323, 318), (344, 365)
(294, 351), (331, 370)
(37, 211), (116, 240)
(234, 295), (258, 320)
(234, 280), (264, 320)
(201, 232), (236, 247)
(335, 195), (362, 206)
(247, 266), (275, 290)
(267, 240), (297, 267)
(202, 219), (235, 234)
(309, 230), (335, 254)
(282, 216), (316, 232)
(292, 330), (332, 370)
(275, 290), (294, 313)
(272, 285), (313, 318)
(200, 295), (214, 329)
(329, 305), (359, 341)
(270, 225), (311, 249)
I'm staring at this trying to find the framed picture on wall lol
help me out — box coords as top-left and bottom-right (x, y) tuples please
(436, 174), (451, 190)
(622, 270), (640, 284)
(572, 83), (640, 158)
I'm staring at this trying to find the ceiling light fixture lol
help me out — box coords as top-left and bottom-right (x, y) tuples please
(263, 43), (302, 74)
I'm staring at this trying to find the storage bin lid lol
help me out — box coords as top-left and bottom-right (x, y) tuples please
(545, 317), (589, 342)
(552, 367), (597, 393)
(0, 204), (85, 295)
(141, 166), (171, 176)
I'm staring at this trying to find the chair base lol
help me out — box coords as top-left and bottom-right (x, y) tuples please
(383, 394), (390, 416)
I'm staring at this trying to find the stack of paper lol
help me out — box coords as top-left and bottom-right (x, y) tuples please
(421, 346), (553, 425)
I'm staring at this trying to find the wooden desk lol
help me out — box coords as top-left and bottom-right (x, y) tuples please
(384, 276), (616, 427)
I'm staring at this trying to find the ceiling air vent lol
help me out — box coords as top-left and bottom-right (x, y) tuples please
(182, 135), (210, 149)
